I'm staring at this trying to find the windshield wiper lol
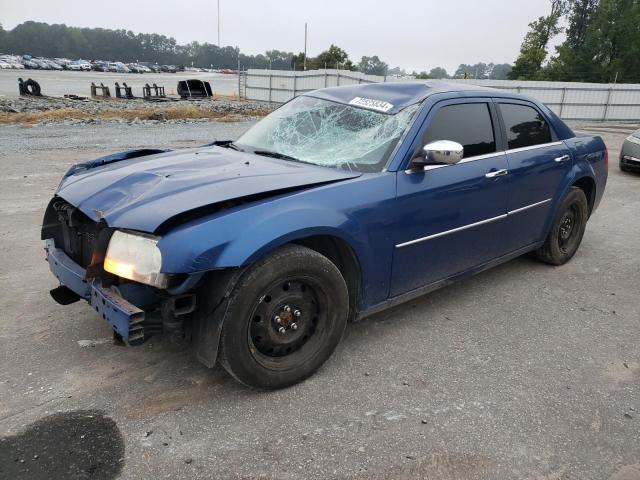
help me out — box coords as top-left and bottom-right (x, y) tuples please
(226, 142), (243, 152)
(210, 140), (244, 152)
(252, 150), (304, 163)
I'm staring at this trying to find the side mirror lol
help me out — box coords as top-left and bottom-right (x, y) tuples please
(412, 140), (464, 169)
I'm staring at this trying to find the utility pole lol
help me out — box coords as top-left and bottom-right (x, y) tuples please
(303, 22), (308, 71)
(217, 0), (221, 46)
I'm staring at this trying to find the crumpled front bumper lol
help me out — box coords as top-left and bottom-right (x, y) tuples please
(45, 239), (145, 342)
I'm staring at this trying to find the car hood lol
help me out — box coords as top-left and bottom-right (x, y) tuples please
(57, 146), (361, 232)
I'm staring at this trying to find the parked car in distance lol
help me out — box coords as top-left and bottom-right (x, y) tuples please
(22, 59), (39, 69)
(76, 60), (92, 71)
(128, 63), (152, 73)
(160, 64), (177, 73)
(140, 63), (162, 73)
(43, 59), (63, 70)
(620, 128), (640, 172)
(91, 61), (110, 72)
(0, 61), (12, 69)
(42, 81), (608, 389)
(106, 62), (130, 73)
(0, 55), (25, 69)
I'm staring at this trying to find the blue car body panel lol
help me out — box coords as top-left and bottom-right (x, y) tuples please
(44, 81), (608, 337)
(57, 147), (361, 232)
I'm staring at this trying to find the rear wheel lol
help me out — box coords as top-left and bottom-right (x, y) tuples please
(535, 187), (589, 265)
(218, 244), (349, 389)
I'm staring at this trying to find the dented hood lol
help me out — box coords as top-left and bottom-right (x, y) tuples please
(57, 146), (361, 232)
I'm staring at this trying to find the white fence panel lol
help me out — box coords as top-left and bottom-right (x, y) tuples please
(244, 69), (640, 121)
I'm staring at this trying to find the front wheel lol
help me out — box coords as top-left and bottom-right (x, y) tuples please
(535, 187), (589, 266)
(218, 245), (349, 389)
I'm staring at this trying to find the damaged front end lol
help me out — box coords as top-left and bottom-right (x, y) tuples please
(42, 197), (199, 345)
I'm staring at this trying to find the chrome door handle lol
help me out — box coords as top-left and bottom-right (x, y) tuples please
(485, 169), (508, 178)
(554, 155), (571, 163)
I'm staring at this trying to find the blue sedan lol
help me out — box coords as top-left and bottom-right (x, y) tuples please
(42, 81), (608, 389)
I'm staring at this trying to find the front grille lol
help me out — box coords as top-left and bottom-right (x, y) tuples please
(622, 155), (640, 166)
(44, 199), (100, 268)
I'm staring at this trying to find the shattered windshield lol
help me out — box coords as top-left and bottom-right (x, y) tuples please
(235, 96), (420, 172)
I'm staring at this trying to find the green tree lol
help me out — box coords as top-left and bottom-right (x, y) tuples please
(387, 66), (406, 76)
(509, 0), (567, 79)
(454, 63), (491, 79)
(0, 24), (10, 53)
(357, 55), (388, 75)
(488, 63), (513, 79)
(544, 0), (640, 82)
(428, 67), (449, 79)
(314, 44), (354, 70)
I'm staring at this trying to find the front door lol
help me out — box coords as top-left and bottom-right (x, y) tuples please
(391, 100), (509, 296)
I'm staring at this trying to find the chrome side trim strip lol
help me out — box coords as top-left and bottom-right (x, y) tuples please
(508, 198), (552, 215)
(506, 141), (563, 154)
(405, 151), (506, 174)
(395, 198), (553, 248)
(396, 213), (508, 248)
(459, 151), (507, 164)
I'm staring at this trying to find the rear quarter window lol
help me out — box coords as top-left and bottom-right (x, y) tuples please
(499, 103), (552, 149)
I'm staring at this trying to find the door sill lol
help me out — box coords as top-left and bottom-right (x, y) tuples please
(357, 242), (543, 320)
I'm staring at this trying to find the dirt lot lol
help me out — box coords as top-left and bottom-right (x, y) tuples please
(0, 121), (639, 480)
(0, 70), (238, 98)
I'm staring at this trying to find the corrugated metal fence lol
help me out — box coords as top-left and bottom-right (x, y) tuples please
(243, 69), (640, 121)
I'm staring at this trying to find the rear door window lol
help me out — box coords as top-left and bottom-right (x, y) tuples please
(499, 103), (552, 149)
(421, 103), (496, 159)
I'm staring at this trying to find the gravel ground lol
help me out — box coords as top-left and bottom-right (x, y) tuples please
(0, 96), (272, 126)
(0, 122), (256, 158)
(0, 121), (639, 480)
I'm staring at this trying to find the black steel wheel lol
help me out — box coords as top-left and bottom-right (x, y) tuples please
(218, 244), (349, 389)
(536, 187), (589, 265)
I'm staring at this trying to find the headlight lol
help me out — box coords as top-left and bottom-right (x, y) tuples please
(104, 230), (168, 288)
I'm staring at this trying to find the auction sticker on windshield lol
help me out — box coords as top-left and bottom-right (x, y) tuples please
(348, 97), (394, 113)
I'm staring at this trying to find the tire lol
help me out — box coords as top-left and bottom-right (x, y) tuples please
(24, 79), (41, 96)
(218, 244), (349, 389)
(535, 187), (589, 266)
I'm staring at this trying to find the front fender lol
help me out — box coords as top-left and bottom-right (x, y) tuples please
(159, 201), (368, 272)
(157, 173), (398, 309)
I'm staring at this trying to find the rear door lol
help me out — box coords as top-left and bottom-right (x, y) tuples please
(391, 99), (509, 296)
(497, 101), (573, 251)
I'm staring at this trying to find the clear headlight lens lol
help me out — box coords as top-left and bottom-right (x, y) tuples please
(104, 230), (168, 288)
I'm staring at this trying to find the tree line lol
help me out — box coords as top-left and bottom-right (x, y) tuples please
(0, 22), (511, 79)
(0, 22), (396, 74)
(2, 2), (638, 84)
(510, 0), (640, 83)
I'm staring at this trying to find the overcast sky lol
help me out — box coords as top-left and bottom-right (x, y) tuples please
(2, 0), (555, 73)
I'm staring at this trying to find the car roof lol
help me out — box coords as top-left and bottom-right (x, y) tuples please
(305, 80), (516, 114)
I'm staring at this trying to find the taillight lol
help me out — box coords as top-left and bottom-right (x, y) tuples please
(604, 148), (608, 172)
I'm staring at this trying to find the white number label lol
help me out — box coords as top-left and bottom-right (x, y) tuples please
(348, 97), (394, 113)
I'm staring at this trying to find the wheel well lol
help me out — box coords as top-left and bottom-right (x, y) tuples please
(293, 235), (361, 321)
(572, 176), (596, 214)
